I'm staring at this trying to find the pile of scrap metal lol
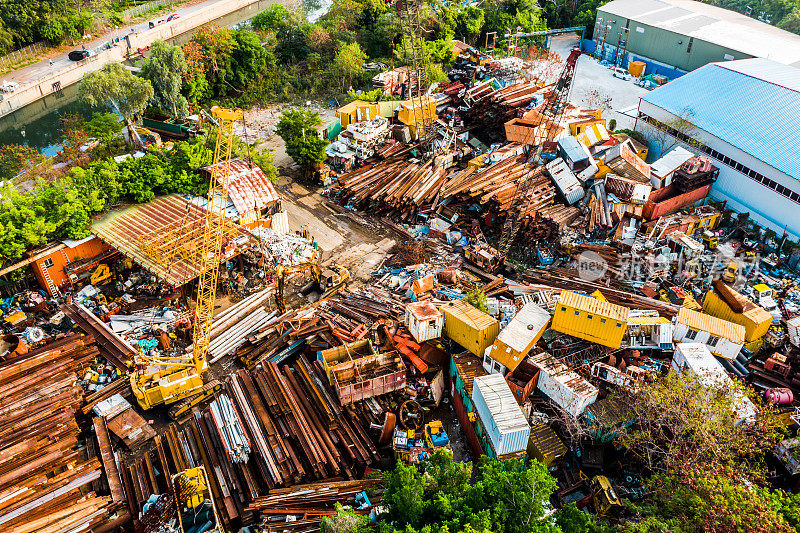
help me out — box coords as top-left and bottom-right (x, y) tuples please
(248, 478), (382, 531)
(0, 335), (127, 533)
(122, 360), (381, 530)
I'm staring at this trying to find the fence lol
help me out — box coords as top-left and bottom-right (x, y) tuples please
(120, 0), (174, 19)
(0, 42), (45, 71)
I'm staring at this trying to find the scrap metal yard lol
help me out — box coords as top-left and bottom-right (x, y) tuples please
(3, 1), (800, 532)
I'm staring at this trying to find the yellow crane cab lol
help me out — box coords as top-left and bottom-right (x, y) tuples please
(701, 230), (718, 250)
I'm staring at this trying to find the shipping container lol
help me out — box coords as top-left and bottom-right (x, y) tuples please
(649, 146), (693, 189)
(484, 302), (551, 374)
(623, 310), (674, 350)
(642, 182), (713, 220)
(673, 307), (744, 360)
(506, 358), (540, 405)
(530, 352), (598, 417)
(472, 410), (528, 462)
(552, 291), (630, 349)
(450, 352), (489, 458)
(672, 343), (757, 425)
(405, 301), (444, 343)
(472, 374), (530, 456)
(788, 316), (800, 348)
(546, 158), (585, 204)
(442, 300), (500, 357)
(702, 287), (772, 344)
(527, 423), (567, 466)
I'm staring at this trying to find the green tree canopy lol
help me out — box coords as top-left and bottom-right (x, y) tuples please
(329, 41), (367, 94)
(275, 109), (329, 176)
(141, 40), (189, 119)
(85, 112), (123, 146)
(80, 63), (154, 141)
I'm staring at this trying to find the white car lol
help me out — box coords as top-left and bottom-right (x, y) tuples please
(0, 81), (19, 93)
(613, 67), (631, 80)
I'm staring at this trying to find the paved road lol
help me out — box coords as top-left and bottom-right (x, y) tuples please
(2, 0), (221, 86)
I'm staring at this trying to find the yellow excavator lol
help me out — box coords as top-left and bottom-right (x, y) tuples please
(131, 106), (243, 410)
(275, 260), (350, 314)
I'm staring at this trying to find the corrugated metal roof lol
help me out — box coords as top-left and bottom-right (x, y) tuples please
(453, 352), (487, 398)
(496, 302), (551, 353)
(641, 59), (800, 179)
(558, 291), (630, 322)
(473, 374), (529, 433)
(676, 307), (745, 343)
(201, 159), (280, 217)
(407, 301), (442, 320)
(530, 352), (599, 398)
(599, 0), (800, 66)
(627, 314), (670, 325)
(91, 194), (252, 287)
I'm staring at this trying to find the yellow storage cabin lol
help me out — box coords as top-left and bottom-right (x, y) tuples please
(552, 291), (630, 349)
(442, 300), (500, 357)
(337, 100), (380, 128)
(397, 97), (438, 139)
(702, 283), (772, 352)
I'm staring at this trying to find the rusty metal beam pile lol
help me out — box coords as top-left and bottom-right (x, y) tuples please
(237, 288), (405, 369)
(122, 360), (380, 529)
(463, 81), (540, 142)
(0, 334), (126, 533)
(247, 477), (382, 514)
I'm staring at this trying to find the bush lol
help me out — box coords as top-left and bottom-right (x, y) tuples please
(608, 118), (616, 131)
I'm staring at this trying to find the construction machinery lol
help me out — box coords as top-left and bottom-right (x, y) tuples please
(131, 106), (242, 410)
(89, 263), (113, 285)
(392, 420), (451, 463)
(275, 260), (350, 314)
(173, 467), (222, 533)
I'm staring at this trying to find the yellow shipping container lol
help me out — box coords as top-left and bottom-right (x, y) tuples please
(702, 289), (772, 343)
(552, 291), (630, 348)
(442, 300), (500, 357)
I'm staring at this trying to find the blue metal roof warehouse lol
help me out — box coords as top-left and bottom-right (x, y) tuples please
(635, 58), (800, 238)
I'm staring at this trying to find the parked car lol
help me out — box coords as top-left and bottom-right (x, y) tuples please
(0, 81), (19, 93)
(612, 67), (631, 81)
(68, 50), (90, 61)
(167, 13), (180, 21)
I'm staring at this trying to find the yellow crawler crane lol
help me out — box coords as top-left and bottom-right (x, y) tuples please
(131, 106), (243, 410)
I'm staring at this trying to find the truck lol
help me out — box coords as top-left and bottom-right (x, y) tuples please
(752, 283), (781, 324)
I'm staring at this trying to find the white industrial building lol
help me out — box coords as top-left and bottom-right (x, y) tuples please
(635, 58), (800, 239)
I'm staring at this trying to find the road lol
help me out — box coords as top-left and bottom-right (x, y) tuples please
(3, 0), (219, 86)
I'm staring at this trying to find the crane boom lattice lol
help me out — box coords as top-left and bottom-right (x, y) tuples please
(192, 106), (243, 372)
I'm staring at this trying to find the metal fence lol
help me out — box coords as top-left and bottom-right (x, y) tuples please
(120, 0), (172, 19)
(0, 42), (45, 71)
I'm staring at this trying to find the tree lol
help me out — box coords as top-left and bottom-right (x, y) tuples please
(465, 289), (489, 314)
(86, 112), (123, 146)
(330, 41), (367, 94)
(141, 40), (189, 119)
(0, 145), (45, 181)
(251, 4), (295, 33)
(638, 106), (701, 158)
(0, 20), (12, 55)
(380, 450), (567, 533)
(275, 109), (329, 177)
(624, 466), (800, 533)
(584, 88), (613, 115)
(39, 18), (64, 44)
(456, 6), (485, 44)
(618, 370), (782, 475)
(778, 9), (800, 34)
(321, 503), (372, 533)
(80, 63), (154, 144)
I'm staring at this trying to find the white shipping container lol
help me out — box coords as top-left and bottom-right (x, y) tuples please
(546, 158), (585, 205)
(530, 353), (598, 417)
(472, 374), (530, 456)
(672, 343), (757, 425)
(788, 316), (800, 348)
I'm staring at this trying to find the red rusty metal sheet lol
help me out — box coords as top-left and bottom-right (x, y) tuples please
(202, 158), (281, 217)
